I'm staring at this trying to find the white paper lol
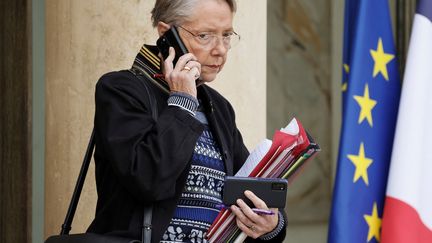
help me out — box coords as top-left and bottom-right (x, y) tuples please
(235, 139), (272, 176)
(280, 117), (299, 135)
(233, 232), (248, 243)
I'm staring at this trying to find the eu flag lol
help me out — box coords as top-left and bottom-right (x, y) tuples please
(328, 1), (401, 242)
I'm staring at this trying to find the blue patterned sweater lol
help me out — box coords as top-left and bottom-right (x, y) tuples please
(161, 111), (225, 243)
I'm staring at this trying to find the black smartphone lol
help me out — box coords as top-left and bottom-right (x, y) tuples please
(222, 176), (288, 208)
(156, 26), (189, 66)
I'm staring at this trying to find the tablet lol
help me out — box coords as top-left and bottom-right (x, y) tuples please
(222, 176), (288, 208)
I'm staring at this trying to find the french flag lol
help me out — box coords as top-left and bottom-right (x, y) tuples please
(381, 0), (432, 242)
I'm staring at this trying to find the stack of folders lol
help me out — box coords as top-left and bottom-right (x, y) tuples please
(205, 118), (321, 242)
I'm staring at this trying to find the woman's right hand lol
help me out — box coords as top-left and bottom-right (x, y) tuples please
(163, 47), (201, 98)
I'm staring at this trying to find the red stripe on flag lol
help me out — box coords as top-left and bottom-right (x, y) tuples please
(382, 196), (432, 243)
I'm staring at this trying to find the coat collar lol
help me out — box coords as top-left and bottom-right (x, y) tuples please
(131, 44), (233, 175)
(131, 44), (170, 94)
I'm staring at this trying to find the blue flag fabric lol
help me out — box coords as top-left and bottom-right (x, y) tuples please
(328, 1), (401, 243)
(341, 0), (360, 111)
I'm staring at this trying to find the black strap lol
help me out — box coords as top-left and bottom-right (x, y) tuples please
(60, 129), (96, 235)
(142, 206), (153, 243)
(60, 69), (158, 243)
(132, 68), (157, 243)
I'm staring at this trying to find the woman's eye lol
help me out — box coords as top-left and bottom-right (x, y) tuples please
(197, 34), (211, 40)
(223, 32), (234, 38)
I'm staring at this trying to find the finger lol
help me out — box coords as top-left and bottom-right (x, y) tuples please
(183, 60), (201, 79)
(174, 53), (198, 72)
(188, 66), (201, 80)
(236, 199), (262, 223)
(166, 47), (176, 63)
(230, 205), (255, 229)
(245, 190), (268, 209)
(236, 217), (260, 239)
(185, 60), (201, 73)
(236, 218), (250, 232)
(164, 47), (175, 76)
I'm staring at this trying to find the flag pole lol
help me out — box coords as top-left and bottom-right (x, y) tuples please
(396, 0), (406, 77)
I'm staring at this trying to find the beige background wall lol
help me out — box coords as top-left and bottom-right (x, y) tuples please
(44, 0), (267, 238)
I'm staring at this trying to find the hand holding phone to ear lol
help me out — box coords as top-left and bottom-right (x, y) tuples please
(163, 47), (201, 98)
(157, 27), (201, 97)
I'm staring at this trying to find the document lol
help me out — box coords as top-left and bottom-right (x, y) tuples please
(235, 139), (272, 177)
(205, 117), (321, 242)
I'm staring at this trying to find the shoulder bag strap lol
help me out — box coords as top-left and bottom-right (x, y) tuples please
(142, 206), (153, 243)
(60, 69), (158, 243)
(60, 128), (96, 235)
(131, 68), (158, 243)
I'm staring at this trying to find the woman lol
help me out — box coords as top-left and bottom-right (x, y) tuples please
(87, 0), (287, 242)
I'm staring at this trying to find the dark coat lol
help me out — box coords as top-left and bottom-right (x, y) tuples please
(87, 70), (263, 241)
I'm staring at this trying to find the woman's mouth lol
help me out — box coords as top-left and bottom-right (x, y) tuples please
(206, 65), (221, 70)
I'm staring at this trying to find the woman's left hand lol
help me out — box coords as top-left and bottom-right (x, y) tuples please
(230, 190), (279, 239)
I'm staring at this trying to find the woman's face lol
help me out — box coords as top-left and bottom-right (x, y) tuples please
(177, 0), (234, 83)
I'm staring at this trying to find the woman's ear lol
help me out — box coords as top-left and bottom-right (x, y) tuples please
(157, 21), (171, 37)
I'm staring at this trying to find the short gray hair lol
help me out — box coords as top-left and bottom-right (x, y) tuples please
(151, 0), (237, 27)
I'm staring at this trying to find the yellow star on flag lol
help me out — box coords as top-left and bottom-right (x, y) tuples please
(354, 83), (377, 127)
(364, 202), (382, 242)
(347, 142), (373, 185)
(370, 38), (394, 81)
(342, 64), (349, 92)
(343, 64), (350, 73)
(342, 82), (347, 92)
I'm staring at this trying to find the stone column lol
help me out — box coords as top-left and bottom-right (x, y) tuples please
(0, 0), (31, 242)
